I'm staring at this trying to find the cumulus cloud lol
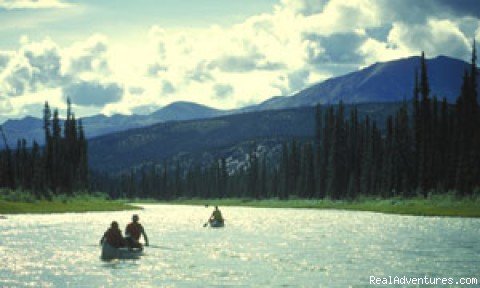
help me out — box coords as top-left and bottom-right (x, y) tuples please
(63, 81), (123, 107)
(23, 39), (63, 87)
(0, 38), (64, 97)
(1, 0), (480, 121)
(62, 34), (110, 79)
(388, 19), (470, 57)
(0, 34), (118, 115)
(305, 32), (367, 65)
(299, 0), (382, 36)
(1, 60), (31, 96)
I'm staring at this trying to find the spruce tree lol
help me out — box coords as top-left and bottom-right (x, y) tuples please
(419, 51), (432, 196)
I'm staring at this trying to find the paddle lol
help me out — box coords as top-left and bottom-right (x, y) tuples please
(203, 204), (211, 227)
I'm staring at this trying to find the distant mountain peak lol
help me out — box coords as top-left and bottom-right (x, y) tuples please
(251, 55), (477, 111)
(164, 101), (212, 108)
(151, 101), (223, 119)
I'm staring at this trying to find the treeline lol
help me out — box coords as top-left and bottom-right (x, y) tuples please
(95, 43), (479, 200)
(91, 151), (281, 199)
(0, 99), (88, 198)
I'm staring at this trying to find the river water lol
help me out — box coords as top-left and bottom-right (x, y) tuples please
(0, 204), (479, 287)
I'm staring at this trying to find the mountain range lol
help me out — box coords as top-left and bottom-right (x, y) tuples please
(0, 101), (225, 147)
(88, 102), (406, 173)
(1, 55), (477, 150)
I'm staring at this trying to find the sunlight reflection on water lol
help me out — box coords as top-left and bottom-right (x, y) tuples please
(1, 205), (479, 287)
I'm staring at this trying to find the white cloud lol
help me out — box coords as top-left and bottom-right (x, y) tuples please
(1, 0), (479, 121)
(0, 37), (65, 98)
(61, 34), (110, 80)
(359, 37), (411, 64)
(0, 55), (32, 96)
(301, 0), (382, 36)
(0, 34), (120, 117)
(0, 0), (72, 9)
(5, 87), (64, 120)
(388, 19), (470, 57)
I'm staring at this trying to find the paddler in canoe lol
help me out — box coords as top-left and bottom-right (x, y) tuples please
(207, 206), (224, 227)
(100, 221), (126, 248)
(125, 214), (149, 250)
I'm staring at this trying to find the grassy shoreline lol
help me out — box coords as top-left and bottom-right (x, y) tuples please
(0, 191), (140, 214)
(159, 195), (480, 218)
(0, 199), (140, 214)
(1, 192), (479, 218)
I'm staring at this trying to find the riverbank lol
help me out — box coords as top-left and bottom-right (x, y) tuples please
(0, 199), (139, 214)
(2, 192), (478, 217)
(0, 191), (140, 214)
(163, 194), (480, 218)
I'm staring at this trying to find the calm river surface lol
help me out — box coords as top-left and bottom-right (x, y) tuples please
(1, 204), (479, 287)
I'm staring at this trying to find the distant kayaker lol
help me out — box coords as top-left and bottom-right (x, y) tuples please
(209, 206), (224, 225)
(100, 221), (125, 248)
(125, 214), (149, 250)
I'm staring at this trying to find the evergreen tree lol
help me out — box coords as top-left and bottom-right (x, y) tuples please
(418, 51), (432, 195)
(327, 102), (347, 199)
(259, 156), (267, 199)
(301, 142), (315, 198)
(281, 142), (289, 199)
(248, 147), (259, 199)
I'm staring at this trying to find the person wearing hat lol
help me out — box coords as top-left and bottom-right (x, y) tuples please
(100, 221), (125, 248)
(125, 214), (149, 250)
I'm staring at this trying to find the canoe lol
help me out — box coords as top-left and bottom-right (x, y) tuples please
(209, 220), (225, 228)
(101, 243), (143, 260)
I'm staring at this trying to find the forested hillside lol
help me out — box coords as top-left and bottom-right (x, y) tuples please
(88, 102), (405, 173)
(93, 47), (479, 200)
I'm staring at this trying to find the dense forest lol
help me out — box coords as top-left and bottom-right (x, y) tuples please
(0, 44), (478, 201)
(0, 99), (88, 198)
(92, 44), (479, 200)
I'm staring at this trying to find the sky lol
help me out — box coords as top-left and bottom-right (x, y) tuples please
(0, 0), (479, 122)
